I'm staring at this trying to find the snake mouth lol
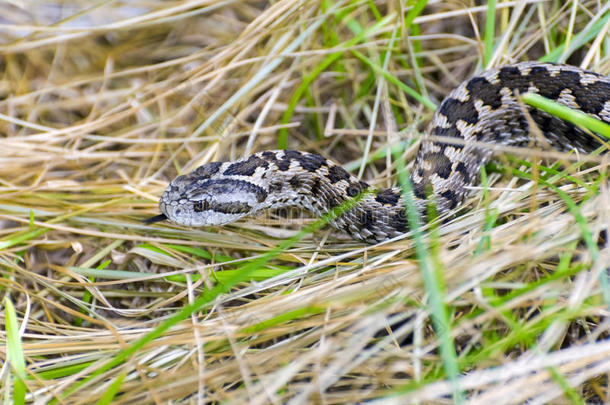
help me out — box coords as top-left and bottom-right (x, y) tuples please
(143, 213), (167, 224)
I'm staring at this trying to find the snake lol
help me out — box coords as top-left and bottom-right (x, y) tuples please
(147, 62), (610, 243)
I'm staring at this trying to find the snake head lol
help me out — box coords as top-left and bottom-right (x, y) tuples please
(155, 161), (269, 227)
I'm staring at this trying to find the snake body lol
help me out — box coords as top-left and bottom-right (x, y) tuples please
(151, 62), (610, 243)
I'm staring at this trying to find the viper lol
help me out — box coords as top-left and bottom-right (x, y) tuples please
(147, 62), (610, 243)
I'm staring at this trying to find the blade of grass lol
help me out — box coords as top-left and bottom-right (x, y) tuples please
(400, 0), (429, 82)
(277, 11), (396, 148)
(56, 185), (371, 401)
(541, 7), (610, 63)
(36, 361), (95, 380)
(4, 297), (27, 405)
(521, 93), (610, 139)
(404, 0), (428, 30)
(0, 198), (130, 250)
(95, 371), (126, 405)
(483, 0), (496, 67)
(509, 166), (609, 307)
(474, 166), (499, 255)
(76, 259), (111, 328)
(240, 306), (325, 334)
(351, 49), (436, 110)
(547, 368), (587, 405)
(193, 1), (344, 142)
(391, 149), (463, 403)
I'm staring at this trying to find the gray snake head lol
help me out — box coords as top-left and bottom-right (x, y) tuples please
(156, 161), (271, 227)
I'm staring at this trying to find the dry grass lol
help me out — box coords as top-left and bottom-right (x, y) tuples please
(1, 1), (609, 403)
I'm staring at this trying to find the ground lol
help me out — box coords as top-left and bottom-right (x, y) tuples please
(0, 1), (609, 403)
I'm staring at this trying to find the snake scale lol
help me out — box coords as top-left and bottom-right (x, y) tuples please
(148, 62), (610, 243)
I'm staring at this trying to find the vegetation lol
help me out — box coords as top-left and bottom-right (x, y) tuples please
(0, 1), (608, 403)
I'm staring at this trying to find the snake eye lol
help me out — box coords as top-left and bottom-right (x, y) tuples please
(193, 201), (211, 212)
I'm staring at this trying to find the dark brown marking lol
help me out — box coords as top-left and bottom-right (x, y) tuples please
(261, 151), (278, 162)
(375, 189), (400, 205)
(269, 181), (283, 193)
(327, 165), (351, 183)
(390, 211), (407, 232)
(210, 201), (252, 214)
(255, 190), (266, 203)
(440, 189), (458, 209)
(194, 161), (223, 179)
(191, 179), (267, 203)
(296, 153), (327, 172)
(224, 155), (269, 176)
(311, 178), (321, 196)
(496, 65), (529, 94)
(425, 152), (452, 179)
(193, 199), (211, 212)
(432, 125), (462, 139)
(277, 150), (303, 171)
(289, 176), (302, 189)
(467, 76), (503, 110)
(455, 161), (470, 182)
(327, 195), (344, 208)
(568, 74), (610, 116)
(276, 157), (291, 171)
(360, 209), (375, 228)
(346, 181), (365, 197)
(283, 150), (302, 159)
(413, 183), (426, 200)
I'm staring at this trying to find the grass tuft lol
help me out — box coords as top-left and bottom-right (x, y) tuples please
(0, 1), (608, 403)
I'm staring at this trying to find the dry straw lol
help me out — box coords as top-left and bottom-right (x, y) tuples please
(0, 1), (609, 403)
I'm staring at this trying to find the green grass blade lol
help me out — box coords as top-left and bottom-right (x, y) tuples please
(483, 0), (496, 67)
(541, 9), (610, 62)
(392, 150), (463, 403)
(509, 167), (609, 307)
(522, 93), (610, 139)
(192, 1), (343, 140)
(37, 361), (94, 380)
(277, 12), (395, 148)
(0, 228), (49, 251)
(351, 50), (436, 110)
(4, 297), (27, 405)
(95, 371), (126, 405)
(474, 166), (499, 256)
(57, 188), (370, 400)
(241, 306), (325, 334)
(403, 0), (428, 32)
(547, 367), (586, 405)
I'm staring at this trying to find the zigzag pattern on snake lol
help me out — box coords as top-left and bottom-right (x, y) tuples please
(148, 62), (610, 243)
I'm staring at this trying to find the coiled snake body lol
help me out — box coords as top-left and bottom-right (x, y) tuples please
(150, 62), (610, 243)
